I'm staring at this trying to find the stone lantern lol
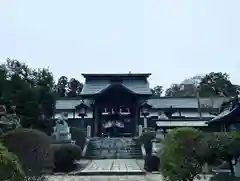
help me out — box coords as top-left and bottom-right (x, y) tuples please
(75, 100), (89, 128)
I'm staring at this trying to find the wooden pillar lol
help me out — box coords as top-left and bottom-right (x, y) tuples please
(135, 102), (140, 136)
(94, 105), (98, 136)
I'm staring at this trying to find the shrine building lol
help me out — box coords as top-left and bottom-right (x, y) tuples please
(55, 73), (227, 137)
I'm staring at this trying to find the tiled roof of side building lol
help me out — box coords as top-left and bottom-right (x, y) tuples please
(55, 99), (93, 110)
(147, 96), (228, 109)
(55, 96), (228, 110)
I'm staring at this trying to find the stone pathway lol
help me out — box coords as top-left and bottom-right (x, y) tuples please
(78, 159), (143, 175)
(46, 175), (158, 181)
(46, 158), (212, 180)
(46, 174), (212, 181)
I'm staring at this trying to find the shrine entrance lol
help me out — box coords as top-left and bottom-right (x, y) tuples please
(93, 84), (140, 137)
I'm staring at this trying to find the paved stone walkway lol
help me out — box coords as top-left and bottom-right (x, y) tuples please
(80, 159), (142, 174)
(46, 175), (212, 181)
(47, 175), (161, 181)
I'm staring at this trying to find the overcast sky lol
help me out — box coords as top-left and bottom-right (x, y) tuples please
(0, 0), (240, 90)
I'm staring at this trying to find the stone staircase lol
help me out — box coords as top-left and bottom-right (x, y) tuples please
(84, 137), (142, 159)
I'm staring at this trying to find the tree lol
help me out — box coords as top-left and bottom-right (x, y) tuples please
(67, 78), (83, 97)
(160, 129), (240, 180)
(165, 84), (184, 96)
(56, 76), (68, 97)
(199, 72), (237, 97)
(165, 75), (204, 97)
(209, 132), (240, 177)
(165, 73), (239, 97)
(160, 128), (204, 181)
(151, 85), (163, 97)
(0, 58), (56, 129)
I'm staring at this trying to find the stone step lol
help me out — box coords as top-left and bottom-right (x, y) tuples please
(85, 137), (143, 159)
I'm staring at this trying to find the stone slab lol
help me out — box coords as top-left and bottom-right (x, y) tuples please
(78, 159), (143, 175)
(46, 175), (212, 181)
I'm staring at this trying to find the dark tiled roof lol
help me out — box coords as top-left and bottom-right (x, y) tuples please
(208, 105), (240, 124)
(147, 97), (226, 109)
(81, 73), (151, 78)
(55, 99), (93, 110)
(55, 97), (227, 110)
(81, 80), (110, 95)
(81, 79), (152, 95)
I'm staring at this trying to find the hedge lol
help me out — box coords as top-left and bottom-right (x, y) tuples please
(160, 127), (207, 181)
(1, 128), (54, 176)
(51, 143), (82, 172)
(70, 127), (86, 149)
(135, 131), (155, 146)
(160, 128), (240, 181)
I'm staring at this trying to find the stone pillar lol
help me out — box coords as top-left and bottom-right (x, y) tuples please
(139, 125), (143, 137)
(87, 125), (91, 138)
(144, 116), (147, 129)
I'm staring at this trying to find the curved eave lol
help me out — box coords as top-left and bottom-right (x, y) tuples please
(208, 106), (240, 125)
(81, 84), (152, 98)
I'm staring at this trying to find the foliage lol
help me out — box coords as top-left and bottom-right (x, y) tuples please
(0, 142), (25, 181)
(160, 128), (240, 180)
(51, 143), (82, 172)
(0, 113), (22, 133)
(210, 172), (240, 181)
(56, 76), (83, 97)
(160, 127), (204, 181)
(165, 72), (239, 97)
(151, 85), (163, 97)
(1, 128), (54, 176)
(135, 131), (155, 146)
(200, 72), (237, 97)
(70, 127), (86, 149)
(0, 58), (56, 129)
(67, 78), (83, 97)
(56, 76), (68, 97)
(208, 132), (240, 176)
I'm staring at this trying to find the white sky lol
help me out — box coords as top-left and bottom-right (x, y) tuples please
(1, 0), (240, 90)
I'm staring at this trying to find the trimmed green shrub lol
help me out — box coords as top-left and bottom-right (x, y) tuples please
(1, 128), (54, 176)
(210, 172), (239, 181)
(209, 132), (240, 176)
(51, 143), (82, 172)
(70, 127), (86, 149)
(135, 131), (155, 146)
(160, 127), (204, 181)
(0, 127), (3, 135)
(0, 142), (25, 181)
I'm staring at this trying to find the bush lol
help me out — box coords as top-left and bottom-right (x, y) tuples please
(0, 127), (3, 135)
(210, 172), (239, 181)
(135, 131), (155, 146)
(70, 127), (86, 149)
(51, 143), (82, 172)
(160, 127), (204, 181)
(209, 132), (240, 176)
(1, 128), (54, 176)
(0, 142), (25, 181)
(34, 119), (55, 136)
